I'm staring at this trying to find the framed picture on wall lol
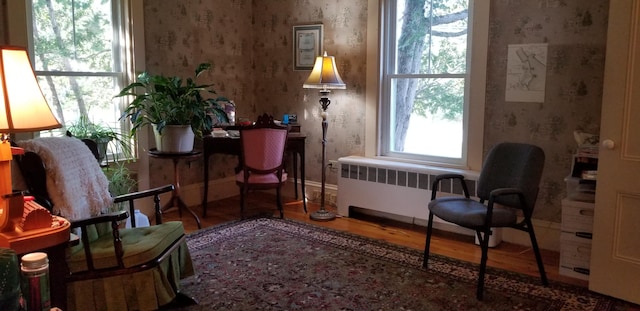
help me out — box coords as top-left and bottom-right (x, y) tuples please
(293, 24), (323, 70)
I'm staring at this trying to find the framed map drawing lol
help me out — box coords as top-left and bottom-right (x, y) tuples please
(505, 43), (548, 102)
(293, 24), (323, 70)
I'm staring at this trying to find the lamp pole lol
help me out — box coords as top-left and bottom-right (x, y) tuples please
(302, 52), (345, 221)
(310, 90), (336, 221)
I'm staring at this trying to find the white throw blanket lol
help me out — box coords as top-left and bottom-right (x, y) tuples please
(18, 137), (113, 221)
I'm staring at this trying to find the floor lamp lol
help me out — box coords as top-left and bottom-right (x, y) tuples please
(303, 51), (346, 221)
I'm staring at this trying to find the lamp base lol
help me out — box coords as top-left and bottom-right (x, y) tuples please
(309, 208), (336, 221)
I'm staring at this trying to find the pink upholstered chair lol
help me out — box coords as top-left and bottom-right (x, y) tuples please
(235, 114), (289, 218)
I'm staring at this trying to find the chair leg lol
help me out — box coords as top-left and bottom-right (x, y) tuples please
(276, 186), (284, 218)
(423, 213), (435, 268)
(525, 217), (549, 286)
(476, 228), (492, 300)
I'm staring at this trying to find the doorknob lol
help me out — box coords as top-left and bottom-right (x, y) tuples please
(602, 139), (615, 150)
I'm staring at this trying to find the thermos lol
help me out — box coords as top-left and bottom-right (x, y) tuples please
(20, 252), (50, 311)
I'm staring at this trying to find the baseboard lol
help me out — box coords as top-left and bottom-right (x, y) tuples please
(348, 205), (560, 252)
(176, 178), (560, 252)
(178, 177), (338, 207)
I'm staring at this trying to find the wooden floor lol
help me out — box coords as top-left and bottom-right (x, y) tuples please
(163, 192), (589, 288)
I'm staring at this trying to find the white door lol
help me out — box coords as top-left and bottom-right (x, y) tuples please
(589, 0), (640, 304)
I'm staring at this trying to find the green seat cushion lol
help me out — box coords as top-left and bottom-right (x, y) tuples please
(67, 221), (185, 273)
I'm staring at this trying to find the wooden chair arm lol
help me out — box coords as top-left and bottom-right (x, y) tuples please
(70, 210), (129, 271)
(69, 210), (129, 229)
(113, 184), (174, 226)
(113, 184), (174, 203)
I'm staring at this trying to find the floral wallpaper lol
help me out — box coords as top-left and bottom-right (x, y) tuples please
(142, 0), (609, 223)
(0, 0), (607, 224)
(142, 0), (610, 223)
(143, 0), (368, 192)
(485, 0), (609, 221)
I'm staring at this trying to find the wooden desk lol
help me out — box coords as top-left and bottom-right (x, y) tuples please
(202, 133), (307, 217)
(148, 149), (203, 229)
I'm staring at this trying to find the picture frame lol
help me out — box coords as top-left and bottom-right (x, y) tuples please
(293, 24), (323, 71)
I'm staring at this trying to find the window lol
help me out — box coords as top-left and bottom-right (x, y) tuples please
(379, 0), (488, 168)
(27, 0), (138, 161)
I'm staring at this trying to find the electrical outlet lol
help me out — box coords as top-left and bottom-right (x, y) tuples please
(328, 160), (339, 171)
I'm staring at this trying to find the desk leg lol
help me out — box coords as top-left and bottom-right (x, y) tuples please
(293, 153), (299, 200)
(202, 154), (210, 218)
(300, 148), (307, 213)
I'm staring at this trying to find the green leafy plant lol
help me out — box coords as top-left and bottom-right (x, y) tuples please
(115, 63), (229, 137)
(67, 115), (133, 161)
(102, 162), (137, 212)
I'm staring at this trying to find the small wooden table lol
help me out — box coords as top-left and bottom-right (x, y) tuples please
(0, 216), (71, 310)
(148, 149), (202, 229)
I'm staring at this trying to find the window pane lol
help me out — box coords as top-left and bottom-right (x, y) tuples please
(389, 77), (464, 158)
(37, 75), (122, 128)
(394, 0), (468, 75)
(32, 0), (115, 72)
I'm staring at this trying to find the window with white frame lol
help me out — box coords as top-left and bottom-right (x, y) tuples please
(380, 0), (487, 168)
(28, 0), (136, 162)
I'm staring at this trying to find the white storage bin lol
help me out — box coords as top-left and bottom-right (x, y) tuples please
(564, 176), (596, 202)
(559, 232), (591, 280)
(560, 199), (595, 235)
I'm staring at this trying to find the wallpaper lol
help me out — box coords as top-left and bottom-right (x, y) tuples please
(143, 0), (368, 190)
(485, 0), (609, 221)
(142, 0), (608, 223)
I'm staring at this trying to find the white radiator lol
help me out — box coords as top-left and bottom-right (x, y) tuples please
(337, 156), (502, 245)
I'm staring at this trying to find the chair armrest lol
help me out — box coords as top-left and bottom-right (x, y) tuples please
(430, 174), (469, 199)
(112, 184), (174, 203)
(69, 210), (129, 229)
(70, 210), (129, 271)
(113, 184), (174, 226)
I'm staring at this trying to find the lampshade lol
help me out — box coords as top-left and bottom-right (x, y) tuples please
(0, 46), (61, 133)
(303, 51), (346, 90)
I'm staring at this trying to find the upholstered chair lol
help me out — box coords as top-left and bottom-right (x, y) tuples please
(235, 114), (289, 218)
(423, 142), (548, 300)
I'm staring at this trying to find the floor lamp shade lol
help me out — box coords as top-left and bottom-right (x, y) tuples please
(303, 51), (345, 221)
(303, 52), (346, 90)
(0, 46), (61, 132)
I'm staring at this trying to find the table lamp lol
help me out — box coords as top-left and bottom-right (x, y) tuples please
(303, 51), (346, 221)
(0, 46), (62, 231)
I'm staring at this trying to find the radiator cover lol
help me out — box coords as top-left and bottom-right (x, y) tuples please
(337, 156), (503, 246)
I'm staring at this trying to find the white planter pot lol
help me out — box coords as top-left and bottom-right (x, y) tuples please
(153, 125), (195, 153)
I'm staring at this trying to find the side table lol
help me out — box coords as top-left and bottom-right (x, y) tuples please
(0, 216), (71, 310)
(148, 149), (202, 229)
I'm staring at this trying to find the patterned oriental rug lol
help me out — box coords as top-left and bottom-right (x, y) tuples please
(168, 217), (635, 310)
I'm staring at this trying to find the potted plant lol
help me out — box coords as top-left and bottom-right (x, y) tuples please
(67, 115), (133, 163)
(115, 63), (229, 153)
(102, 162), (137, 213)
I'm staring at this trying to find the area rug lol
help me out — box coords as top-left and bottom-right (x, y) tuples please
(169, 217), (634, 310)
